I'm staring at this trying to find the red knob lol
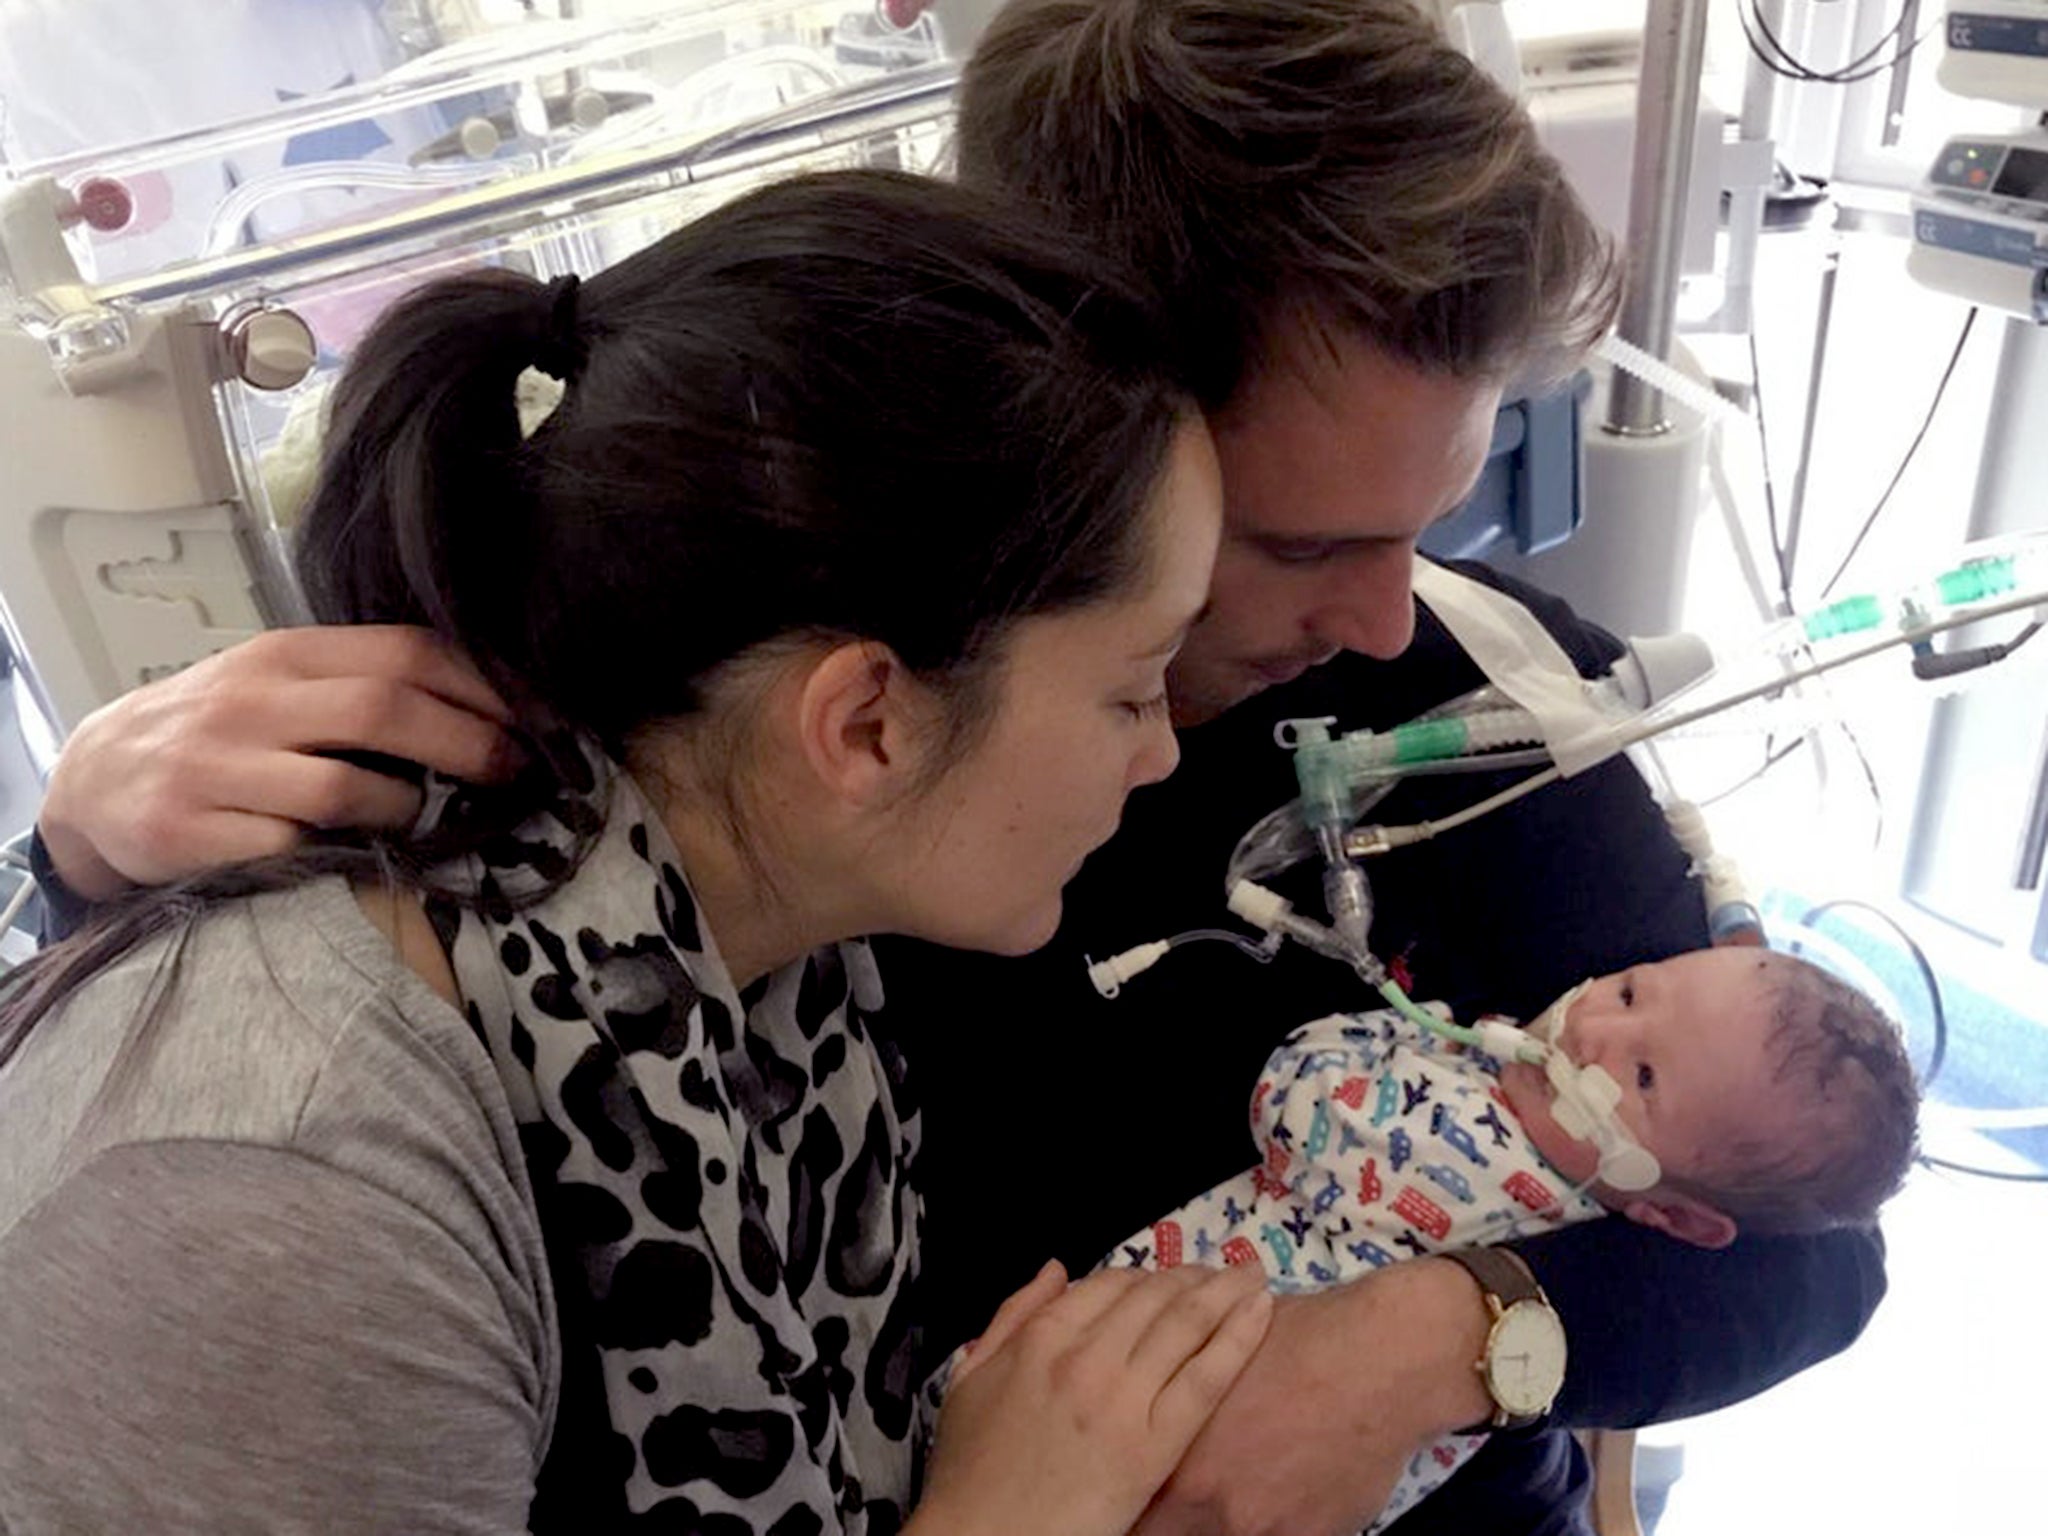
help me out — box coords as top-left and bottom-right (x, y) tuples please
(73, 177), (134, 233)
(878, 0), (930, 29)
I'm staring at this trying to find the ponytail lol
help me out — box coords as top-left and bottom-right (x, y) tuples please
(298, 269), (560, 654)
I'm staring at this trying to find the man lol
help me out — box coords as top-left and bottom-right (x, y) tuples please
(29, 3), (1885, 1532)
(914, 13), (1880, 1528)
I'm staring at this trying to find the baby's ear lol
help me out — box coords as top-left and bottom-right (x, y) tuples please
(1620, 1192), (1738, 1250)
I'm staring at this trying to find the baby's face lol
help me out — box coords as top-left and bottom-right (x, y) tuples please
(1499, 948), (1792, 1190)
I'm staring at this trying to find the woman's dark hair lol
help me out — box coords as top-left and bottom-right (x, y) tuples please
(0, 169), (1185, 1063)
(305, 167), (1179, 750)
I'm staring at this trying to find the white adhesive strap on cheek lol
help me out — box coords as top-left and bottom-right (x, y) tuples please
(1543, 1052), (1664, 1193)
(1598, 1138), (1663, 1193)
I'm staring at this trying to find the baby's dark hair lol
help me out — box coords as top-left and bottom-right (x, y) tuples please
(1674, 954), (1920, 1236)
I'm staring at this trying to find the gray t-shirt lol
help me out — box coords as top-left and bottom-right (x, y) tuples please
(0, 877), (558, 1534)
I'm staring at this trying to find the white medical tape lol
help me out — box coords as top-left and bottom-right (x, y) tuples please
(1410, 561), (1623, 776)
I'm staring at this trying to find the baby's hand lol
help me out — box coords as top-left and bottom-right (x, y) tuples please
(915, 1260), (1271, 1536)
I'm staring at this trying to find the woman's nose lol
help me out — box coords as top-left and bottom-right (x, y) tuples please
(1129, 716), (1180, 788)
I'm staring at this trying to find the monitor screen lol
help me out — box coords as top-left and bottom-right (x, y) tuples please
(1991, 147), (2048, 203)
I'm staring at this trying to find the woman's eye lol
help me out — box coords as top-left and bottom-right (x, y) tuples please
(1121, 693), (1171, 721)
(1265, 543), (1336, 567)
(1636, 1063), (1655, 1091)
(1619, 981), (1635, 1006)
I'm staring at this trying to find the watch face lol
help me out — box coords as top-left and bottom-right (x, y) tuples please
(1487, 1300), (1568, 1416)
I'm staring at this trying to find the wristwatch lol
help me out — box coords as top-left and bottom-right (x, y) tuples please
(1441, 1246), (1568, 1430)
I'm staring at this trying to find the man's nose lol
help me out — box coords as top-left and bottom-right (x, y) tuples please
(1307, 544), (1418, 660)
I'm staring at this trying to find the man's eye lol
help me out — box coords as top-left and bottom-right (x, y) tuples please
(1619, 981), (1635, 1006)
(1636, 1063), (1655, 1091)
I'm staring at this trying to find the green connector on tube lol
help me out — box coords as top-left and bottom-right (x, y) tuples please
(1390, 716), (1469, 764)
(1935, 556), (2016, 606)
(1803, 594), (1884, 641)
(1293, 741), (1352, 829)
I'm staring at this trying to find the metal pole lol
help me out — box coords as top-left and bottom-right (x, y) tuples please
(1718, 0), (1786, 335)
(1881, 0), (1923, 148)
(1607, 0), (1714, 437)
(1781, 230), (1841, 595)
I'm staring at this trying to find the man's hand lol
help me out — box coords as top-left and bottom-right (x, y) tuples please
(1132, 1258), (1495, 1536)
(38, 627), (517, 900)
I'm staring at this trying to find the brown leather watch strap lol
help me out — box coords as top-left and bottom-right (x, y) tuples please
(1441, 1244), (1546, 1310)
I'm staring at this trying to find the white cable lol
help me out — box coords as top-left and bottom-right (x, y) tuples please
(1347, 765), (1565, 854)
(1706, 420), (1782, 627)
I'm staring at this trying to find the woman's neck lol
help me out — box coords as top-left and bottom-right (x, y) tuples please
(630, 751), (878, 992)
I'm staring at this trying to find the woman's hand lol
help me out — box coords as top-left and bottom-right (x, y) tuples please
(912, 1259), (1273, 1536)
(38, 627), (517, 900)
(1130, 1260), (1496, 1536)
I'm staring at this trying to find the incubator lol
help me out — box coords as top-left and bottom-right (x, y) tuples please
(0, 1), (958, 741)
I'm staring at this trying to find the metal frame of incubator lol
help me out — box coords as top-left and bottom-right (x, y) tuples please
(0, 6), (959, 746)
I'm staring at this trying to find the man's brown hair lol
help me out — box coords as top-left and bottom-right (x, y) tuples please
(957, 0), (1622, 404)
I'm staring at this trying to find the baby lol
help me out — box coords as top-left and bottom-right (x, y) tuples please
(1108, 946), (1920, 1532)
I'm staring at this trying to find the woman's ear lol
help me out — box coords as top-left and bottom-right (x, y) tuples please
(793, 641), (925, 807)
(1619, 1191), (1739, 1251)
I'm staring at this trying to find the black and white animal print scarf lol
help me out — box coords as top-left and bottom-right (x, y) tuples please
(426, 741), (922, 1533)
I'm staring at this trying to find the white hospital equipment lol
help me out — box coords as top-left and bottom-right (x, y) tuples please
(1937, 1), (2048, 106)
(0, 2), (958, 742)
(1908, 127), (2048, 318)
(1908, 2), (2048, 319)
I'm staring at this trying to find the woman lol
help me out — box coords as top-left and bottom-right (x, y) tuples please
(0, 170), (1257, 1534)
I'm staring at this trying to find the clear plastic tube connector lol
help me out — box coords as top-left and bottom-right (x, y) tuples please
(1086, 941), (1171, 998)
